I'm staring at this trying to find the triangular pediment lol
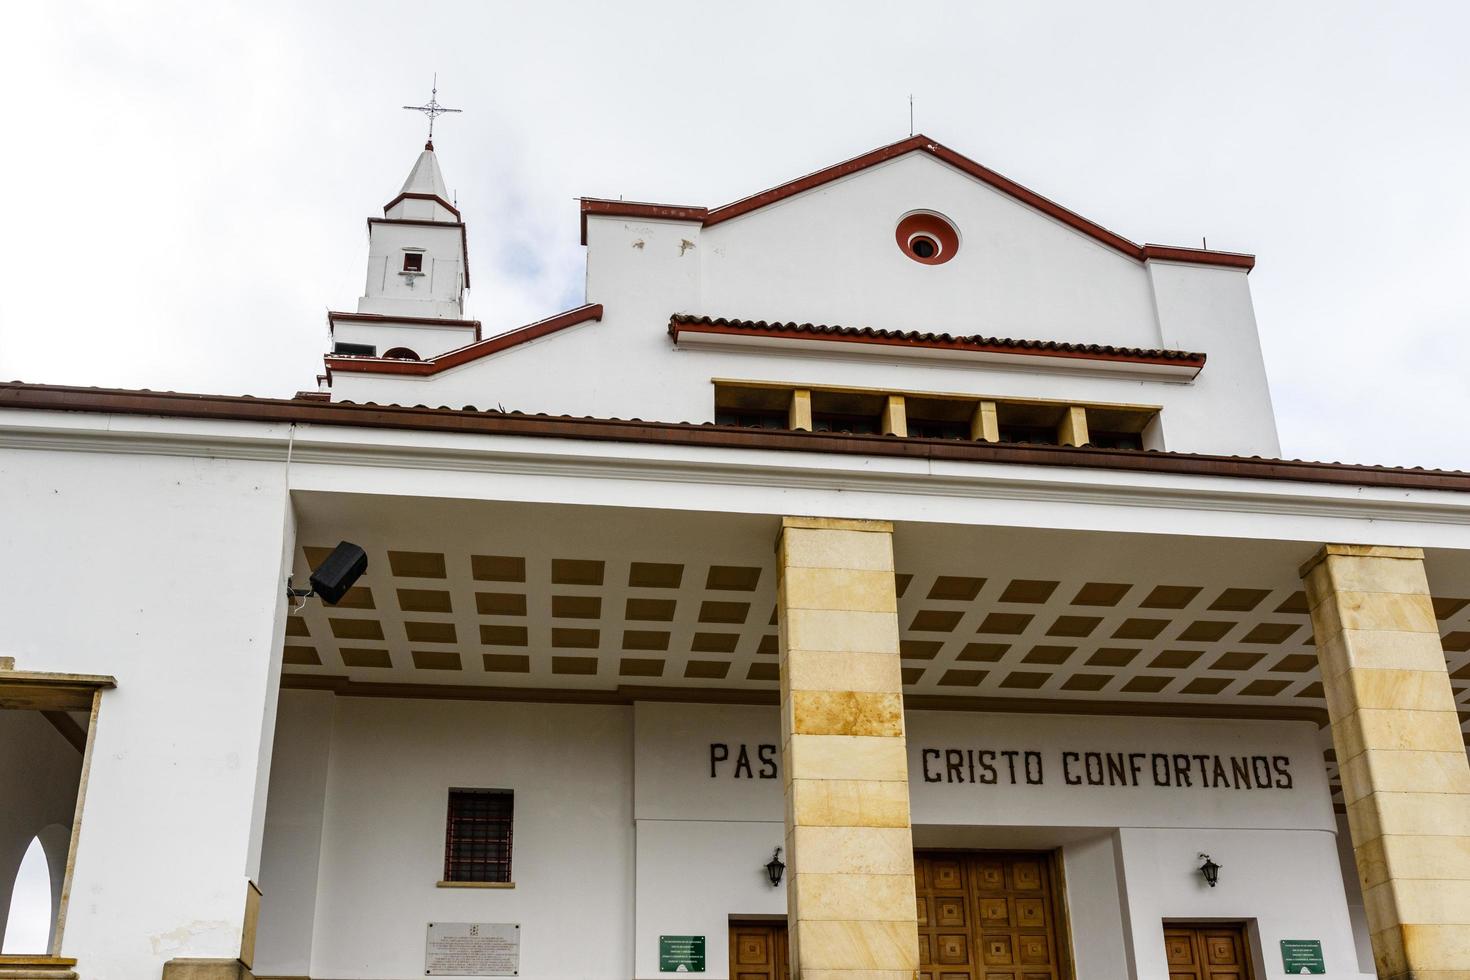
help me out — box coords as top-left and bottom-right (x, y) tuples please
(582, 135), (1250, 270)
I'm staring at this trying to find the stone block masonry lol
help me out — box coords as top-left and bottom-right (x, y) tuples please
(777, 517), (919, 980)
(1303, 544), (1470, 980)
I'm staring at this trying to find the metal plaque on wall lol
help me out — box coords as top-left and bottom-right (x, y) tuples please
(425, 921), (520, 976)
(659, 935), (706, 972)
(1279, 939), (1325, 975)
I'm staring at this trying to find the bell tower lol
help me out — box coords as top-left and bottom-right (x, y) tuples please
(323, 83), (479, 374)
(356, 140), (469, 319)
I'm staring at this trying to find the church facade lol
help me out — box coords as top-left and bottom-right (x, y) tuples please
(2, 134), (1468, 980)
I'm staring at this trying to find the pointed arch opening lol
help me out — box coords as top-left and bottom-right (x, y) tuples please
(1, 832), (60, 953)
(0, 676), (108, 961)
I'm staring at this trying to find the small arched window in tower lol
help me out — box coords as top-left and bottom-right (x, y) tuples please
(402, 252), (424, 273)
(382, 347), (421, 361)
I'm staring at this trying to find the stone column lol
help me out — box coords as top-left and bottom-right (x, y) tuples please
(1301, 544), (1470, 979)
(777, 517), (918, 980)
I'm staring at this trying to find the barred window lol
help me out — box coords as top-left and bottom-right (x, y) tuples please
(443, 788), (514, 883)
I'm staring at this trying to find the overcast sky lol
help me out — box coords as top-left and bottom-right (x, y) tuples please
(1, 1), (1466, 470)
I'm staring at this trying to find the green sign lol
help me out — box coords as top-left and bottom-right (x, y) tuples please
(1280, 939), (1325, 975)
(660, 935), (706, 973)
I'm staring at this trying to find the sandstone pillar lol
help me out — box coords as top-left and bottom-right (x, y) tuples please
(1301, 544), (1470, 979)
(777, 517), (918, 980)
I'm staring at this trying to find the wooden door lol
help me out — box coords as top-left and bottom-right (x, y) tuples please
(916, 851), (1063, 980)
(730, 921), (789, 980)
(1163, 924), (1251, 980)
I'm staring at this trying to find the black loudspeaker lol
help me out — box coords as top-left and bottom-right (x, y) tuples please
(309, 541), (369, 605)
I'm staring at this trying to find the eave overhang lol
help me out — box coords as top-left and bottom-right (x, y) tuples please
(3, 382), (1467, 495)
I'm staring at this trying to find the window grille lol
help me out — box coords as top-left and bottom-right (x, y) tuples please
(443, 788), (514, 883)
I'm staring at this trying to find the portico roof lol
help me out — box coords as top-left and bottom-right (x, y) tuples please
(275, 495), (1470, 815)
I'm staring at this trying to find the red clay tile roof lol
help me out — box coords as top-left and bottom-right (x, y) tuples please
(325, 304), (602, 377)
(668, 314), (1207, 374)
(3, 383), (1468, 492)
(581, 135), (1255, 271)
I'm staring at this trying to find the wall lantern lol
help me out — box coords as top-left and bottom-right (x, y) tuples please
(765, 848), (786, 888)
(1197, 853), (1221, 888)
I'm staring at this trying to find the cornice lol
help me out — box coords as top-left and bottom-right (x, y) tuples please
(5, 416), (1470, 535)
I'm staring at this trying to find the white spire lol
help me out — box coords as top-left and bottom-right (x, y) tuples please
(383, 142), (459, 223)
(400, 142), (451, 202)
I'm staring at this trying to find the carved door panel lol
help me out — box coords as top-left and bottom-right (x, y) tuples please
(1162, 924), (1251, 980)
(917, 851), (1063, 980)
(917, 853), (978, 980)
(730, 921), (789, 980)
(1165, 928), (1204, 980)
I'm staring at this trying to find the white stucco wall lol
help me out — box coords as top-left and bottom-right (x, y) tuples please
(4, 408), (1451, 978)
(905, 710), (1332, 831)
(1148, 260), (1281, 456)
(694, 154), (1159, 345)
(252, 690), (335, 978)
(0, 442), (294, 978)
(1335, 812), (1376, 974)
(1059, 833), (1130, 978)
(635, 820), (785, 980)
(1116, 827), (1370, 979)
(331, 148), (1280, 457)
(633, 703), (785, 979)
(633, 702), (1357, 980)
(304, 697), (634, 980)
(359, 221), (465, 319)
(637, 704), (1333, 832)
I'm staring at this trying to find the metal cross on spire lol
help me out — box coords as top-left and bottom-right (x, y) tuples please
(402, 74), (462, 149)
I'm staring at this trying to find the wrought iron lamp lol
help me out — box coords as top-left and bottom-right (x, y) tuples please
(766, 847), (786, 887)
(1197, 853), (1221, 888)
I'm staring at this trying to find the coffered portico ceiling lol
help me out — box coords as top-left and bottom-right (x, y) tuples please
(285, 495), (1470, 746)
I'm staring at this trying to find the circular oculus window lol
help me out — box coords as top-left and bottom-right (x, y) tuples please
(896, 212), (959, 265)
